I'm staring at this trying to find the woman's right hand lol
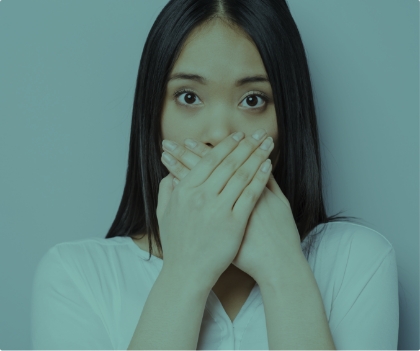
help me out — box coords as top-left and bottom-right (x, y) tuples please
(156, 128), (274, 291)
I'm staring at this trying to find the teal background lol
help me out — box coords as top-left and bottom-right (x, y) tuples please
(0, 0), (418, 349)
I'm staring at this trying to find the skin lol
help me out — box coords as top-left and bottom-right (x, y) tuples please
(134, 19), (281, 297)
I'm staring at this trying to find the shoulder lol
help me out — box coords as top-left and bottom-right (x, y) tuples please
(45, 236), (129, 258)
(304, 221), (396, 284)
(35, 236), (134, 280)
(317, 221), (395, 260)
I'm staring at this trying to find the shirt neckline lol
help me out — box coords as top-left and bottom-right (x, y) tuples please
(125, 235), (262, 327)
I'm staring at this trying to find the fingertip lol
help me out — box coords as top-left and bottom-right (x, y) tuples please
(260, 159), (272, 173)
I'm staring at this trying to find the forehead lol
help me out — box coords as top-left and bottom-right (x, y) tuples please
(172, 21), (266, 77)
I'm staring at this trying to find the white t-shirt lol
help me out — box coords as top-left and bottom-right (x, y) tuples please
(30, 221), (399, 350)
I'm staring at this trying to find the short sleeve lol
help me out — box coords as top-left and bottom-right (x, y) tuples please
(330, 247), (399, 350)
(30, 246), (115, 350)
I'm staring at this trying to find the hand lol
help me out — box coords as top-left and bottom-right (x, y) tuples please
(157, 131), (275, 290)
(161, 136), (305, 285)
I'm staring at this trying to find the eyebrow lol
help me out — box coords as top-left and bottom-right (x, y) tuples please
(168, 73), (270, 87)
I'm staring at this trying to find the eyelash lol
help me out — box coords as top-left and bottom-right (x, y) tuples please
(172, 88), (271, 110)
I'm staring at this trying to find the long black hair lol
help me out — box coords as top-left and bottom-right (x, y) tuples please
(105, 0), (366, 262)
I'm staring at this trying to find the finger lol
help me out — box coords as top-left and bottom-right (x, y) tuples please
(161, 151), (191, 182)
(183, 138), (212, 157)
(233, 158), (273, 221)
(162, 139), (203, 171)
(173, 176), (180, 187)
(160, 137), (224, 186)
(219, 135), (274, 206)
(208, 130), (270, 196)
(161, 131), (245, 189)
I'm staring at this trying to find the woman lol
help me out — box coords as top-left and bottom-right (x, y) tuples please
(31, 0), (399, 350)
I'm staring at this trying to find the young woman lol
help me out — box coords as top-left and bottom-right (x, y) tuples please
(31, 0), (399, 350)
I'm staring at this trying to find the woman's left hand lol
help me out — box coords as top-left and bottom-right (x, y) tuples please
(160, 138), (306, 284)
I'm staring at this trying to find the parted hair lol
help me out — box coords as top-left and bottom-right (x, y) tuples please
(105, 0), (364, 262)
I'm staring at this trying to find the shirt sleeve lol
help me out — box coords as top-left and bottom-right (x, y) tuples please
(330, 247), (399, 350)
(30, 246), (115, 350)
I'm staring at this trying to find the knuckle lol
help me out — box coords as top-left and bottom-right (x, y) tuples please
(202, 153), (218, 167)
(197, 143), (210, 155)
(235, 167), (251, 183)
(176, 147), (188, 159)
(190, 189), (208, 209)
(171, 180), (181, 193)
(258, 169), (268, 180)
(240, 138), (255, 150)
(255, 170), (267, 183)
(242, 187), (257, 203)
(172, 162), (184, 174)
(179, 168), (189, 179)
(223, 157), (237, 171)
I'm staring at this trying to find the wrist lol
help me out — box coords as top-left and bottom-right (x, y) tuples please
(160, 263), (213, 296)
(256, 252), (309, 288)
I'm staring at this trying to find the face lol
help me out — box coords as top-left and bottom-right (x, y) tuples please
(161, 19), (280, 168)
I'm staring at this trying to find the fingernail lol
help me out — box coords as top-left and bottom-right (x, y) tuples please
(260, 137), (273, 150)
(162, 140), (177, 151)
(252, 128), (267, 141)
(162, 152), (176, 165)
(261, 159), (271, 173)
(232, 131), (244, 141)
(184, 138), (197, 149)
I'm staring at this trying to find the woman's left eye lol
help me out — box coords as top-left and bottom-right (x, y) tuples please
(173, 89), (270, 110)
(239, 93), (269, 109)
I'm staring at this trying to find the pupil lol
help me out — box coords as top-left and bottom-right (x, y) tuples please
(185, 93), (195, 104)
(247, 96), (257, 107)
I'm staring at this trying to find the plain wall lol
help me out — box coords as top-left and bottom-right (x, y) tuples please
(0, 0), (418, 349)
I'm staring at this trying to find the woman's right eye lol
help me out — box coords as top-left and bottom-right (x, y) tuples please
(173, 89), (202, 107)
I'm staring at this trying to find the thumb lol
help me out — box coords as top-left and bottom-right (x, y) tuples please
(156, 173), (175, 222)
